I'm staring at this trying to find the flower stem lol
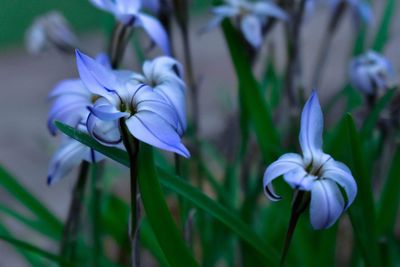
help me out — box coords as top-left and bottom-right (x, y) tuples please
(90, 161), (104, 267)
(60, 161), (89, 264)
(119, 119), (141, 267)
(279, 191), (310, 267)
(109, 22), (133, 69)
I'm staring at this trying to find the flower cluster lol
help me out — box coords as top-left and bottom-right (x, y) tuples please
(263, 91), (357, 229)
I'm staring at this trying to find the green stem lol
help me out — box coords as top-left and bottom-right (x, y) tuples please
(279, 191), (310, 267)
(90, 161), (104, 267)
(119, 119), (141, 267)
(60, 161), (89, 264)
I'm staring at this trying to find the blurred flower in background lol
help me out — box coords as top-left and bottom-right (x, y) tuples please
(25, 11), (78, 55)
(89, 0), (171, 54)
(205, 0), (288, 48)
(349, 51), (395, 96)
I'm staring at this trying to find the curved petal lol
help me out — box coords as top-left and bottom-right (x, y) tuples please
(126, 111), (190, 158)
(251, 2), (288, 20)
(89, 98), (129, 121)
(299, 90), (324, 163)
(263, 153), (304, 201)
(87, 113), (122, 146)
(240, 15), (262, 48)
(310, 179), (345, 229)
(47, 139), (87, 185)
(137, 13), (171, 55)
(89, 0), (118, 15)
(49, 79), (89, 99)
(75, 50), (118, 97)
(212, 5), (239, 17)
(322, 161), (357, 209)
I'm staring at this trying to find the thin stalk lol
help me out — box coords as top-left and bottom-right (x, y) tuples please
(284, 0), (307, 110)
(60, 161), (90, 263)
(312, 1), (347, 88)
(109, 22), (133, 69)
(119, 119), (141, 267)
(90, 161), (104, 267)
(279, 191), (310, 267)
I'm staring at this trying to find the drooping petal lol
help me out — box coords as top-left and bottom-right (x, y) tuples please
(310, 179), (345, 229)
(240, 15), (262, 48)
(322, 160), (357, 209)
(75, 50), (119, 97)
(299, 90), (324, 163)
(87, 113), (122, 146)
(263, 153), (304, 201)
(251, 2), (289, 20)
(212, 5), (240, 17)
(137, 13), (171, 55)
(125, 111), (190, 158)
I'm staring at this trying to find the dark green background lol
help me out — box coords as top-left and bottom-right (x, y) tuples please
(0, 0), (210, 49)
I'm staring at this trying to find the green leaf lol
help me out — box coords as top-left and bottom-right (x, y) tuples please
(0, 166), (62, 236)
(137, 143), (199, 267)
(345, 114), (380, 267)
(0, 204), (59, 239)
(55, 121), (280, 266)
(0, 234), (76, 267)
(0, 222), (45, 266)
(220, 19), (281, 160)
(360, 88), (395, 139)
(372, 0), (396, 52)
(377, 145), (400, 235)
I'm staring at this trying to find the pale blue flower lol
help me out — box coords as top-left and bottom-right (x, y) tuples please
(75, 50), (190, 158)
(206, 0), (288, 48)
(89, 0), (170, 55)
(25, 11), (78, 54)
(47, 54), (110, 185)
(263, 91), (357, 229)
(349, 51), (394, 95)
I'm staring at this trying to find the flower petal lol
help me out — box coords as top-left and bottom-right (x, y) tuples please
(251, 2), (288, 20)
(284, 169), (315, 191)
(240, 15), (262, 48)
(75, 50), (118, 97)
(310, 179), (345, 229)
(87, 113), (122, 146)
(126, 111), (190, 158)
(322, 160), (357, 210)
(89, 98), (129, 121)
(263, 153), (304, 201)
(299, 90), (324, 163)
(48, 79), (89, 99)
(137, 13), (171, 55)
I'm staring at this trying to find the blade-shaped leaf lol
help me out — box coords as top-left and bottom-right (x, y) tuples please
(55, 121), (280, 266)
(220, 19), (281, 160)
(345, 114), (380, 267)
(137, 143), (199, 267)
(0, 234), (75, 267)
(372, 0), (396, 52)
(377, 145), (400, 235)
(0, 166), (62, 236)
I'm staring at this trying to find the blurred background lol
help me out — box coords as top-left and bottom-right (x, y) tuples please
(0, 0), (399, 265)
